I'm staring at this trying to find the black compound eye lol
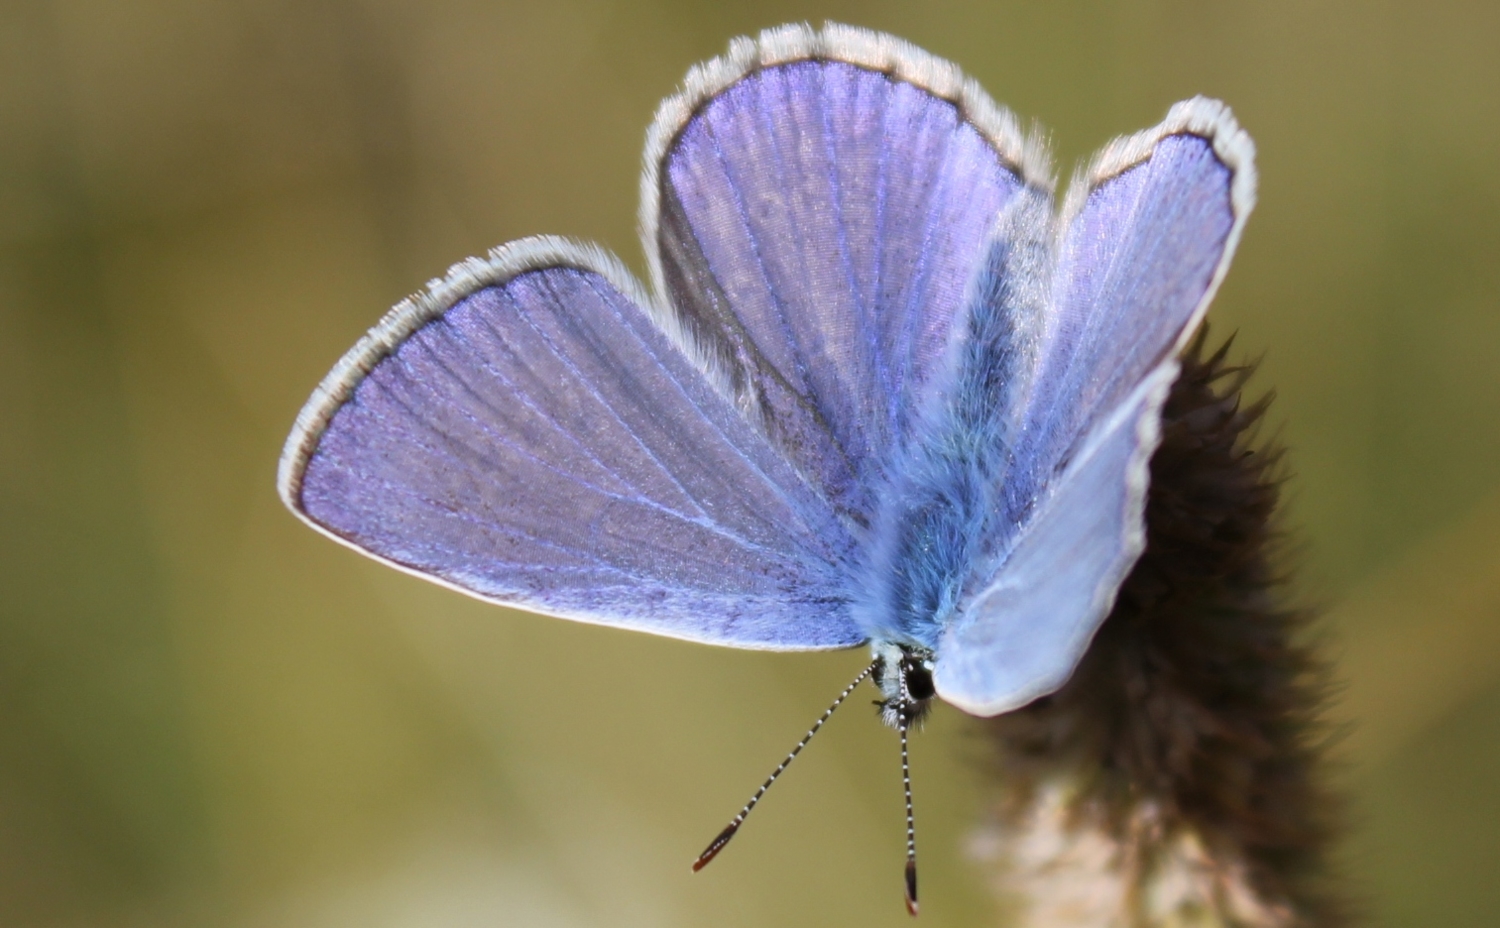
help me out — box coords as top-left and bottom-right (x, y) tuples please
(904, 662), (935, 701)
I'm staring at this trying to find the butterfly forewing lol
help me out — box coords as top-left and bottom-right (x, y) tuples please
(280, 26), (1258, 720)
(937, 100), (1255, 712)
(287, 242), (862, 650)
(935, 363), (1177, 713)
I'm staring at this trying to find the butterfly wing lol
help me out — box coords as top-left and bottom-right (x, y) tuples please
(1003, 99), (1256, 526)
(935, 98), (1257, 714)
(279, 237), (863, 649)
(934, 364), (1176, 713)
(644, 23), (1045, 526)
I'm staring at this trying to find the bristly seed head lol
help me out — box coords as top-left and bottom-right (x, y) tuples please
(974, 331), (1349, 926)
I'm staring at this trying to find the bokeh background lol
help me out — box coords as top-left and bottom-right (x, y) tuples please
(3, 1), (1498, 925)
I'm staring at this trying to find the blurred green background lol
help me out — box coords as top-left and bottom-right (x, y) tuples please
(2, 1), (1498, 925)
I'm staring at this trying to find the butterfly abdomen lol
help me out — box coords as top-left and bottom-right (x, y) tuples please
(855, 194), (1052, 647)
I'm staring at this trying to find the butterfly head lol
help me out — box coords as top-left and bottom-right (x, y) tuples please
(872, 641), (937, 729)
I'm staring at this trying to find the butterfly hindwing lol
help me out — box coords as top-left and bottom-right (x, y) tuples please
(935, 99), (1256, 712)
(278, 25), (1259, 706)
(647, 26), (1042, 525)
(1003, 99), (1255, 529)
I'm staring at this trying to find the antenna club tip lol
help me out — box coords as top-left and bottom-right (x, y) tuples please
(692, 823), (740, 872)
(904, 859), (919, 917)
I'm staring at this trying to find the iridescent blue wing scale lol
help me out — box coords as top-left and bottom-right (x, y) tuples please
(279, 238), (862, 649)
(1002, 102), (1256, 526)
(645, 24), (1044, 526)
(935, 364), (1177, 712)
(935, 98), (1257, 713)
(279, 24), (1258, 698)
(279, 24), (1048, 653)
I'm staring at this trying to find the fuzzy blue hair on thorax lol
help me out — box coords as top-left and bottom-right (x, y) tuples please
(856, 193), (1051, 648)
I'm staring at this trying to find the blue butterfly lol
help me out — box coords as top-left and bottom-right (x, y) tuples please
(278, 23), (1254, 914)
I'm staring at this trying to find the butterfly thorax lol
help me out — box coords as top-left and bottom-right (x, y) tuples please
(854, 193), (1052, 655)
(871, 641), (937, 729)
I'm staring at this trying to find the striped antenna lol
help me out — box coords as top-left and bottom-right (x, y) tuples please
(900, 657), (919, 917)
(693, 660), (878, 871)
